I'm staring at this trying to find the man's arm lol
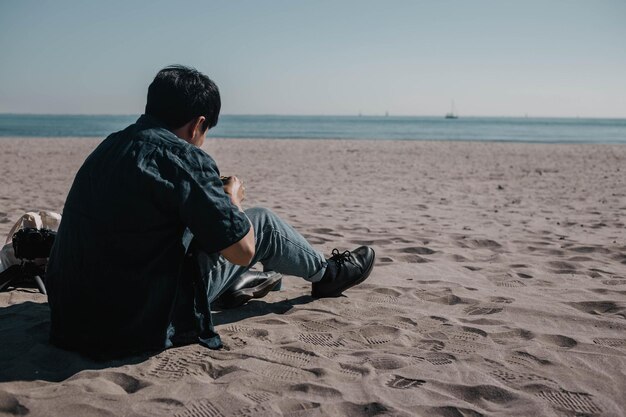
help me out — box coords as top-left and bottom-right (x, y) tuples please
(220, 176), (255, 266)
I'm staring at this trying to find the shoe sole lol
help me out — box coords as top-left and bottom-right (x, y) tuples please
(312, 248), (376, 298)
(218, 273), (283, 309)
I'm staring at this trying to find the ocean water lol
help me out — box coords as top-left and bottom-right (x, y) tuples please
(0, 114), (625, 144)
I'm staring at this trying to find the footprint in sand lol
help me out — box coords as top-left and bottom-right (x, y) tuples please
(419, 405), (483, 417)
(415, 288), (467, 305)
(223, 325), (271, 343)
(455, 237), (503, 250)
(426, 327), (485, 343)
(288, 383), (342, 401)
(589, 267), (614, 275)
(249, 346), (316, 367)
(403, 352), (455, 366)
(586, 269), (606, 278)
(333, 401), (408, 417)
(399, 254), (431, 263)
(398, 246), (436, 263)
(463, 265), (482, 271)
(386, 375), (426, 389)
(416, 340), (446, 352)
(132, 398), (185, 416)
(568, 245), (611, 254)
(310, 227), (339, 235)
(534, 388), (602, 415)
(489, 296), (514, 304)
(147, 348), (216, 381)
(496, 280), (526, 287)
(538, 334), (578, 348)
(490, 329), (535, 345)
(424, 353), (456, 366)
(371, 287), (403, 296)
(366, 294), (401, 304)
(358, 325), (403, 345)
(400, 246), (436, 255)
(450, 254), (470, 262)
(223, 335), (247, 349)
(444, 340), (492, 356)
(337, 362), (370, 379)
(395, 315), (448, 334)
(426, 327), (493, 355)
(297, 320), (339, 333)
(253, 318), (290, 326)
(423, 352), (456, 365)
(276, 400), (322, 417)
(611, 253), (626, 264)
(241, 358), (315, 382)
(173, 399), (225, 417)
(506, 351), (551, 368)
(566, 300), (626, 319)
(601, 279), (626, 286)
(484, 358), (556, 387)
(365, 354), (408, 370)
(546, 260), (578, 274)
(391, 317), (420, 330)
(442, 383), (518, 408)
(342, 325), (402, 346)
(368, 304), (411, 316)
(378, 256), (395, 264)
(79, 372), (150, 394)
(243, 391), (274, 404)
(568, 255), (595, 262)
(365, 287), (413, 305)
(463, 304), (504, 315)
(592, 338), (626, 349)
(231, 404), (276, 417)
(298, 332), (345, 348)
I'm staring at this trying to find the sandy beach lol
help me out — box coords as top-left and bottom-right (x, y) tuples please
(0, 137), (625, 417)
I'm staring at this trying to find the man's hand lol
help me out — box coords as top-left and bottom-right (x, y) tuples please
(219, 175), (255, 266)
(222, 176), (246, 207)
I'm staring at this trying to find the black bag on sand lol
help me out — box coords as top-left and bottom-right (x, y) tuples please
(0, 228), (56, 295)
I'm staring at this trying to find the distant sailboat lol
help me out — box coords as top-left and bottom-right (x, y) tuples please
(445, 100), (459, 119)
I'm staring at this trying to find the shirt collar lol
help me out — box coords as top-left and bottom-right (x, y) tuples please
(136, 114), (169, 130)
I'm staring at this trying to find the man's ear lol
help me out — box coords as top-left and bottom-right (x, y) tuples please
(192, 116), (206, 136)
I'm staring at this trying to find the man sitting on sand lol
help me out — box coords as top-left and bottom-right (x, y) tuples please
(45, 65), (375, 357)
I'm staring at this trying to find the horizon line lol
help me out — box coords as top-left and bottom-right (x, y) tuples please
(0, 112), (625, 120)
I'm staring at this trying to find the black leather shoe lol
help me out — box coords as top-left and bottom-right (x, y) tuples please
(214, 271), (282, 309)
(311, 246), (375, 298)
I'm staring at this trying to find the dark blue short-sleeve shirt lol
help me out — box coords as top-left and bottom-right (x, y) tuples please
(45, 115), (250, 356)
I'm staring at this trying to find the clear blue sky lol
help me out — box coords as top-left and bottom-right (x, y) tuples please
(1, 0), (624, 117)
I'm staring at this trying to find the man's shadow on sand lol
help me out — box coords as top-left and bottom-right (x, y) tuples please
(0, 294), (314, 383)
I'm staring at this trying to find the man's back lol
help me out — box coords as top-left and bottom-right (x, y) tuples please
(46, 115), (249, 356)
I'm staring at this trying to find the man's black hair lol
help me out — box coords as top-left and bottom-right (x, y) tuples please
(145, 65), (221, 131)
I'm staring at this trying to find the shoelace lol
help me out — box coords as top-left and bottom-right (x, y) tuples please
(328, 248), (355, 268)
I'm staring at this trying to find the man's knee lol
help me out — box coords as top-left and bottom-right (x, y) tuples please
(244, 206), (278, 228)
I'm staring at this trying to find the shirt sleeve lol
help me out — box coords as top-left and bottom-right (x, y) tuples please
(164, 146), (250, 254)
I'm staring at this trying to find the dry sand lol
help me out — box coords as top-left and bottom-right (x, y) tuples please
(0, 137), (625, 417)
